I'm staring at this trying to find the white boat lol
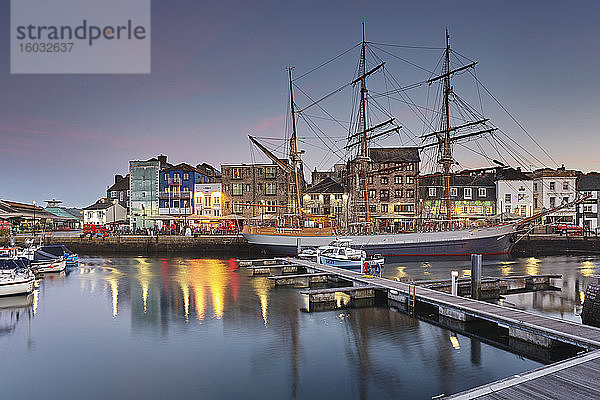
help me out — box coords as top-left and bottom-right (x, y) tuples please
(0, 259), (35, 296)
(299, 239), (385, 271)
(32, 259), (67, 273)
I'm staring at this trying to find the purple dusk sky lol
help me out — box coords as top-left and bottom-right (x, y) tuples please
(2, 1), (599, 208)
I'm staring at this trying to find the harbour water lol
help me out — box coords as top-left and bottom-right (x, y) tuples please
(0, 255), (597, 399)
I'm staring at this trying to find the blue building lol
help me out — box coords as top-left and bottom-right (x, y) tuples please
(159, 163), (217, 216)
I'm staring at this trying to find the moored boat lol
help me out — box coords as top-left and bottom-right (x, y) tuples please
(0, 259), (35, 296)
(299, 239), (385, 270)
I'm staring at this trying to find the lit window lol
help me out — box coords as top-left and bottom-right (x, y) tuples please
(232, 184), (243, 196)
(464, 188), (472, 199)
(429, 188), (436, 197)
(395, 176), (402, 184)
(265, 183), (277, 195)
(450, 187), (457, 197)
(478, 188), (486, 197)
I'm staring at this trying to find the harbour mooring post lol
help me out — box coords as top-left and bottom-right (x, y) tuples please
(451, 271), (459, 296)
(471, 254), (482, 300)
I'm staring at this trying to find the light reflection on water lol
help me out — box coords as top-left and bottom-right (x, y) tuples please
(0, 255), (595, 399)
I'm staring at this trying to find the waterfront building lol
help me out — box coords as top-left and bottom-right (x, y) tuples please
(158, 163), (214, 217)
(194, 183), (223, 218)
(221, 162), (296, 220)
(347, 147), (420, 232)
(533, 167), (580, 224)
(302, 177), (348, 227)
(44, 199), (82, 229)
(196, 163), (222, 183)
(82, 199), (127, 225)
(495, 168), (534, 218)
(419, 173), (496, 226)
(129, 155), (171, 230)
(576, 172), (600, 233)
(107, 174), (130, 212)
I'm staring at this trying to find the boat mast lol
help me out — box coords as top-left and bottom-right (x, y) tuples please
(359, 22), (371, 234)
(440, 28), (454, 228)
(288, 66), (303, 218)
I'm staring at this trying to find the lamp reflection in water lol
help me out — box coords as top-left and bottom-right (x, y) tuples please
(525, 257), (541, 276)
(252, 277), (270, 327)
(449, 334), (460, 350)
(579, 260), (596, 277)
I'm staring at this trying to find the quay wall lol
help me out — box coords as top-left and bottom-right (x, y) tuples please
(2, 233), (599, 257)
(1, 235), (260, 257)
(512, 234), (600, 256)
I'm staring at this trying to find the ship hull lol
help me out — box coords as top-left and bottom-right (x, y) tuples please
(242, 225), (516, 258)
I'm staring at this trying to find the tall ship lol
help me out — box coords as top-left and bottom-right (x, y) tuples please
(241, 26), (562, 257)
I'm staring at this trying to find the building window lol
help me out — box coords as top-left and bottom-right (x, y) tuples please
(550, 197), (556, 207)
(394, 176), (402, 184)
(406, 189), (414, 198)
(111, 191), (118, 198)
(505, 193), (511, 203)
(563, 181), (569, 190)
(534, 198), (538, 209)
(395, 189), (402, 198)
(265, 200), (277, 213)
(265, 166), (277, 179)
(478, 188), (487, 197)
(464, 188), (472, 199)
(380, 190), (389, 201)
(367, 176), (373, 185)
(406, 176), (414, 184)
(232, 168), (243, 179)
(265, 182), (277, 195)
(406, 163), (414, 171)
(450, 187), (457, 197)
(380, 177), (388, 185)
(381, 204), (388, 213)
(183, 173), (189, 181)
(429, 188), (436, 197)
(368, 189), (376, 199)
(369, 205), (376, 213)
(233, 202), (243, 213)
(400, 204), (415, 213)
(533, 183), (538, 191)
(562, 196), (569, 204)
(232, 183), (243, 196)
(549, 182), (555, 190)
(518, 194), (525, 201)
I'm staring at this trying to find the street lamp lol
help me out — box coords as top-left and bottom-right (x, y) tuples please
(32, 200), (36, 236)
(112, 199), (118, 232)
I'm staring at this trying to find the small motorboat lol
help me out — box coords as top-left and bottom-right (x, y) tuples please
(299, 239), (385, 272)
(0, 259), (35, 296)
(17, 244), (69, 273)
(31, 258), (67, 273)
(36, 245), (79, 267)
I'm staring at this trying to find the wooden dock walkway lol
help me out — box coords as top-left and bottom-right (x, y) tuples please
(448, 350), (600, 399)
(289, 257), (600, 350)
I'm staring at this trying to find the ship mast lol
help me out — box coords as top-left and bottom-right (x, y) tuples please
(440, 28), (453, 227)
(358, 23), (371, 233)
(288, 66), (303, 217)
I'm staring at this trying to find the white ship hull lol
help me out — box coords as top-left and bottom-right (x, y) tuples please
(242, 224), (517, 257)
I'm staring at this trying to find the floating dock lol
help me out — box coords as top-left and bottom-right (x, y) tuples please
(239, 256), (600, 399)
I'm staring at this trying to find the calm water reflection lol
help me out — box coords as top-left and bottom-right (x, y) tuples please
(0, 255), (594, 399)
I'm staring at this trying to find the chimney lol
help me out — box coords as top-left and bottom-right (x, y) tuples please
(158, 155), (167, 164)
(114, 174), (124, 184)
